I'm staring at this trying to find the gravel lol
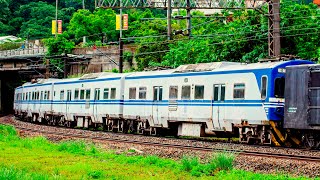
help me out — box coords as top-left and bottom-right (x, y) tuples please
(1, 116), (320, 178)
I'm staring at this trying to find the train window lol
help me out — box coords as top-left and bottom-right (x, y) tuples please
(139, 87), (147, 99)
(233, 83), (245, 99)
(195, 85), (204, 99)
(44, 91), (47, 100)
(29, 92), (31, 101)
(48, 91), (50, 100)
(37, 91), (40, 100)
(40, 91), (43, 100)
(103, 88), (109, 99)
(25, 93), (27, 100)
(94, 88), (100, 100)
(110, 88), (116, 99)
(86, 89), (91, 99)
(74, 89), (79, 100)
(274, 77), (285, 98)
(80, 90), (85, 99)
(67, 90), (72, 101)
(169, 86), (178, 99)
(60, 90), (64, 100)
(261, 76), (267, 100)
(129, 87), (136, 99)
(181, 85), (191, 99)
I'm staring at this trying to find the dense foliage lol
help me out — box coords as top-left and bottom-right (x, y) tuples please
(0, 0), (319, 69)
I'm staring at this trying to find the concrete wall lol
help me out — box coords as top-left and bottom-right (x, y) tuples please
(70, 45), (137, 75)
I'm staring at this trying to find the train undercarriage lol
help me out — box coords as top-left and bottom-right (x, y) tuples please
(14, 111), (320, 149)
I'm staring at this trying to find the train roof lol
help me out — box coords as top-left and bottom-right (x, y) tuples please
(18, 59), (312, 88)
(126, 59), (313, 77)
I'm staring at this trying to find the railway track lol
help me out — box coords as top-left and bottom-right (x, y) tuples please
(13, 126), (320, 163)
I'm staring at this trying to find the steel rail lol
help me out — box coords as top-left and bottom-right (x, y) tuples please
(13, 126), (320, 163)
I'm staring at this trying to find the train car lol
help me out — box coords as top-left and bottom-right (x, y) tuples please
(284, 64), (320, 148)
(13, 59), (314, 145)
(121, 60), (313, 144)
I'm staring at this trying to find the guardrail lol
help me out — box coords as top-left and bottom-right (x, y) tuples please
(0, 47), (46, 57)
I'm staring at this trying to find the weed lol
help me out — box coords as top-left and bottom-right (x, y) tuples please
(0, 166), (49, 180)
(87, 170), (104, 179)
(211, 153), (235, 171)
(181, 156), (200, 172)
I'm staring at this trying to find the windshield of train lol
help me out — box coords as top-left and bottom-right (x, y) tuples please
(274, 77), (285, 98)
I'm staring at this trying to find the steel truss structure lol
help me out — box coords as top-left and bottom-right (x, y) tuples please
(97, 0), (266, 9)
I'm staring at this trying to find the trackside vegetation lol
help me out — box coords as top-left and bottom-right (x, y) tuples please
(0, 124), (313, 179)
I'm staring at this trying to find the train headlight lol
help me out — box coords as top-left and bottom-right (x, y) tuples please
(278, 68), (286, 73)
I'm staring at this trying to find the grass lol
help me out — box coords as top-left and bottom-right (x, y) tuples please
(0, 124), (315, 179)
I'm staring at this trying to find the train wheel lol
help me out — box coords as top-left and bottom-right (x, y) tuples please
(137, 122), (144, 134)
(303, 133), (320, 149)
(118, 120), (124, 133)
(150, 127), (157, 136)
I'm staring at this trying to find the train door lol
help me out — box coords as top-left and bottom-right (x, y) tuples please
(93, 88), (100, 118)
(66, 90), (72, 116)
(153, 86), (163, 126)
(212, 84), (225, 130)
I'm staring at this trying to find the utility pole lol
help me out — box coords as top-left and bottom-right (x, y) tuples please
(83, 0), (86, 44)
(119, 0), (123, 73)
(186, 0), (191, 39)
(167, 0), (172, 40)
(267, 0), (281, 57)
(55, 0), (58, 38)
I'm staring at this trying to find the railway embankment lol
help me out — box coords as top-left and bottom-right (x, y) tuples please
(1, 116), (319, 178)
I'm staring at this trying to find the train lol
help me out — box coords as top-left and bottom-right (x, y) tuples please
(13, 59), (320, 149)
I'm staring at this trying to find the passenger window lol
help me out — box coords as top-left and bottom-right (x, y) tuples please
(60, 90), (64, 100)
(139, 87), (147, 99)
(86, 89), (91, 99)
(274, 77), (285, 98)
(67, 90), (72, 101)
(29, 92), (31, 100)
(195, 85), (204, 99)
(181, 85), (191, 99)
(129, 87), (136, 99)
(169, 86), (178, 99)
(110, 88), (116, 99)
(47, 91), (50, 100)
(261, 76), (267, 100)
(94, 88), (100, 100)
(80, 90), (85, 99)
(103, 88), (109, 99)
(40, 91), (43, 100)
(74, 89), (79, 100)
(234, 83), (245, 99)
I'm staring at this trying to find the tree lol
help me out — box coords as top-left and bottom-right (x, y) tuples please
(67, 9), (117, 43)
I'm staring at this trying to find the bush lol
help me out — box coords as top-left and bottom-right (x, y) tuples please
(87, 170), (104, 179)
(212, 153), (235, 171)
(180, 153), (235, 177)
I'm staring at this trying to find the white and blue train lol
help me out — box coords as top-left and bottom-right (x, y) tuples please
(13, 60), (314, 145)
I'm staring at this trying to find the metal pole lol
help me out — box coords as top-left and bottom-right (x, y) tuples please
(64, 57), (67, 78)
(273, 0), (281, 57)
(83, 0), (86, 44)
(167, 0), (172, 40)
(55, 0), (58, 38)
(119, 0), (123, 73)
(186, 0), (191, 39)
